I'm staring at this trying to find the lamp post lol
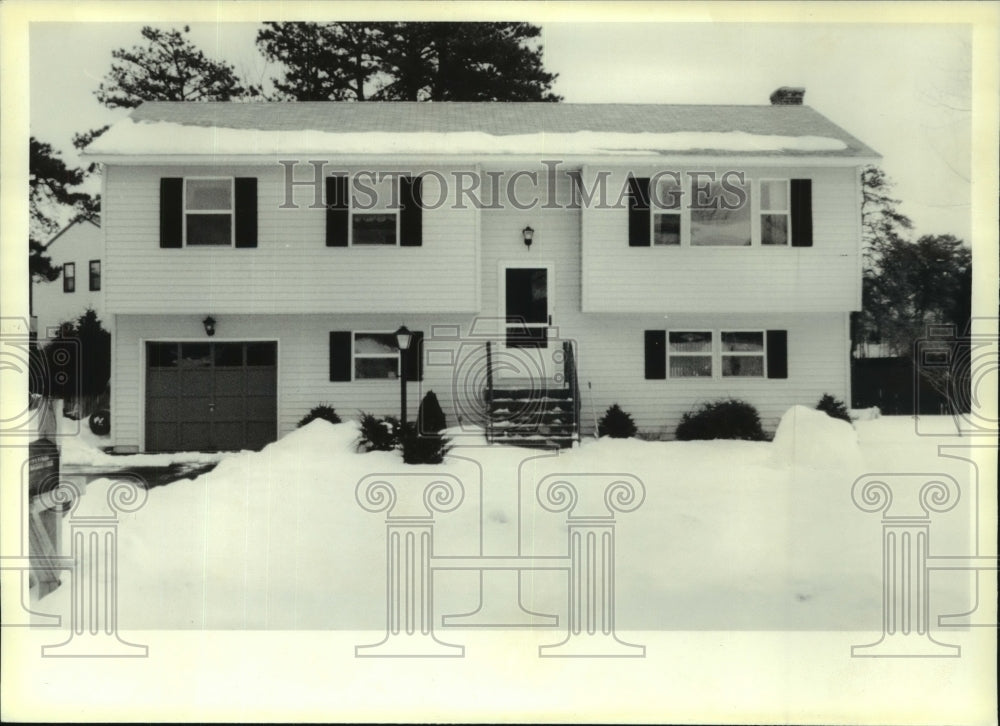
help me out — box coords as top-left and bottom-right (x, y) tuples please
(395, 325), (413, 427)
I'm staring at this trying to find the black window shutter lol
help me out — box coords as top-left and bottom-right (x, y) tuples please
(628, 177), (651, 247)
(404, 331), (424, 381)
(400, 176), (423, 247)
(329, 331), (352, 381)
(790, 179), (813, 247)
(326, 176), (349, 247)
(234, 177), (258, 248)
(644, 330), (666, 379)
(160, 178), (183, 248)
(766, 330), (788, 379)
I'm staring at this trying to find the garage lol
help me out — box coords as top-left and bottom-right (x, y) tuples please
(145, 341), (277, 452)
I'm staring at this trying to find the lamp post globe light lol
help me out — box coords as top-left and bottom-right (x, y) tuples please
(395, 325), (413, 427)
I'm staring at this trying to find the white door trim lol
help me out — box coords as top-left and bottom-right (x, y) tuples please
(497, 259), (555, 336)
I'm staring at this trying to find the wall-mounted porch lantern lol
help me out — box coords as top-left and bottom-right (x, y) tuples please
(522, 225), (535, 249)
(202, 316), (217, 337)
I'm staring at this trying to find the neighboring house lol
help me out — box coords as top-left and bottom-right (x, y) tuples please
(83, 88), (878, 453)
(32, 217), (104, 340)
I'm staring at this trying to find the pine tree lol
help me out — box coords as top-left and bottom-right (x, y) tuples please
(30, 137), (93, 243)
(863, 234), (972, 419)
(417, 391), (447, 434)
(29, 240), (60, 284)
(865, 234), (972, 356)
(96, 25), (260, 109)
(860, 166), (913, 261)
(852, 166), (916, 354)
(256, 22), (383, 101)
(72, 125), (110, 175)
(377, 22), (561, 102)
(29, 137), (97, 294)
(257, 21), (561, 102)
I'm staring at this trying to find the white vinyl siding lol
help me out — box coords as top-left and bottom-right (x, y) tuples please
(570, 312), (850, 438)
(111, 310), (849, 450)
(31, 220), (105, 339)
(111, 312), (471, 451)
(103, 164), (479, 314)
(108, 160), (857, 449)
(581, 166), (862, 313)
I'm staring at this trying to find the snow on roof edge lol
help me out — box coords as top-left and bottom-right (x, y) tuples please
(86, 117), (853, 157)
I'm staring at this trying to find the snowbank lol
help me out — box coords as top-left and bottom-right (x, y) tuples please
(769, 405), (862, 470)
(32, 415), (973, 631)
(850, 406), (881, 421)
(87, 118), (848, 157)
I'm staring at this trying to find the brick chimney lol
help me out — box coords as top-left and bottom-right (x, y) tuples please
(770, 87), (805, 105)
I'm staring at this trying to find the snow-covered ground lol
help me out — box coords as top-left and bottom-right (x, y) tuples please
(54, 399), (229, 469)
(33, 407), (987, 632)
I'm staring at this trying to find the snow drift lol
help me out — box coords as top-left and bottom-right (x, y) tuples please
(769, 405), (862, 470)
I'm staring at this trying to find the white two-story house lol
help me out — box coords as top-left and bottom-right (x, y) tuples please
(31, 217), (104, 341)
(84, 88), (878, 453)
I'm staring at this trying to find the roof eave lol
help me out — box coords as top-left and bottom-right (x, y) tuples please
(83, 151), (882, 168)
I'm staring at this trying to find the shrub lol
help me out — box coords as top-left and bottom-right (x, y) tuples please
(399, 422), (452, 465)
(816, 394), (853, 424)
(297, 404), (342, 428)
(598, 403), (637, 438)
(417, 390), (447, 434)
(30, 309), (111, 400)
(358, 412), (400, 452)
(674, 398), (767, 441)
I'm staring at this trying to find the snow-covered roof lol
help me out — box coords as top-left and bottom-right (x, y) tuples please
(85, 101), (879, 160)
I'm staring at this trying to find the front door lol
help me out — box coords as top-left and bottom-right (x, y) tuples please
(500, 263), (562, 383)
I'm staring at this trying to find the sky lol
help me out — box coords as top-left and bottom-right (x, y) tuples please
(29, 19), (973, 241)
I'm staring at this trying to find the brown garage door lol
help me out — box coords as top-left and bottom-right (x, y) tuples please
(146, 341), (277, 452)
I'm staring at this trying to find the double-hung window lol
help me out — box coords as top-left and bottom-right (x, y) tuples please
(652, 173), (682, 245)
(720, 331), (766, 377)
(353, 332), (400, 379)
(664, 330), (766, 378)
(351, 173), (399, 246)
(760, 180), (790, 246)
(185, 178), (234, 246)
(668, 331), (713, 377)
(89, 260), (101, 291)
(647, 329), (785, 380)
(63, 263), (75, 293)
